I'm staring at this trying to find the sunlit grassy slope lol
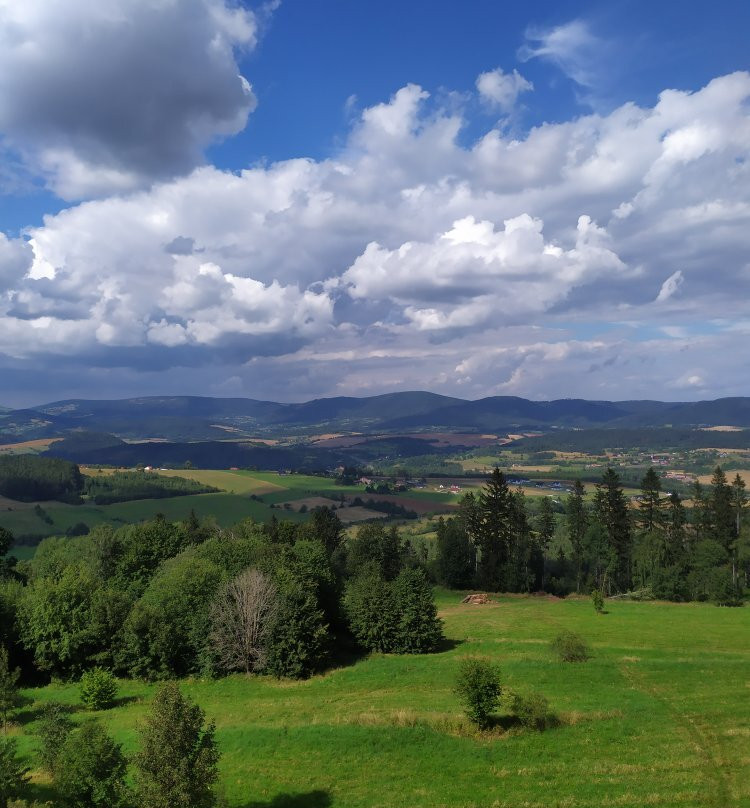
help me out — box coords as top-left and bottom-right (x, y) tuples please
(14, 592), (750, 808)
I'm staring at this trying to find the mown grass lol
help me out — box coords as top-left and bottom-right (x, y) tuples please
(12, 593), (750, 807)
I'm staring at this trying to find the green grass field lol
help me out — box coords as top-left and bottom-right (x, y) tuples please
(11, 593), (750, 807)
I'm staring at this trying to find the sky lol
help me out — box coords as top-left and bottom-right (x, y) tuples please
(1, 0), (749, 408)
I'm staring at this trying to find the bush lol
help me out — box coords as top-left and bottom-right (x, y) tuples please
(591, 588), (605, 613)
(550, 630), (589, 662)
(504, 690), (552, 731)
(37, 702), (74, 774)
(80, 668), (118, 711)
(454, 657), (501, 730)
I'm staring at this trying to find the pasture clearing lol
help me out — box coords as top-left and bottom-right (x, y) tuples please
(12, 593), (750, 807)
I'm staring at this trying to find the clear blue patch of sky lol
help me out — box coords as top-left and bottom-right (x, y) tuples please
(208, 0), (750, 170)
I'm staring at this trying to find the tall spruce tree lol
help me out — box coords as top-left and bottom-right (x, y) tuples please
(665, 491), (687, 564)
(709, 467), (735, 553)
(637, 468), (664, 534)
(535, 496), (556, 590)
(690, 480), (710, 542)
(134, 683), (219, 808)
(593, 468), (632, 593)
(565, 480), (588, 592)
(509, 489), (533, 591)
(477, 469), (513, 592)
(730, 474), (747, 587)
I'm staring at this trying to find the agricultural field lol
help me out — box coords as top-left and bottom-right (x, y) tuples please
(0, 468), (459, 552)
(11, 593), (750, 808)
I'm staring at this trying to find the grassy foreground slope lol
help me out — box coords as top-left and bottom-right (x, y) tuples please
(15, 593), (750, 808)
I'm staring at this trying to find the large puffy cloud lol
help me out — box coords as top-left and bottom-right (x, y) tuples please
(0, 0), (258, 199)
(2, 70), (750, 403)
(339, 214), (624, 330)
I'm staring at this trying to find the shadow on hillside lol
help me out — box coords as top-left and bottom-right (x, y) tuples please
(436, 637), (465, 653)
(240, 790), (332, 808)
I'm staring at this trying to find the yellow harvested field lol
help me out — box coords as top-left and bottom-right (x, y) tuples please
(510, 464), (557, 472)
(0, 438), (60, 453)
(699, 425), (745, 432)
(156, 469), (285, 494)
(81, 467), (285, 495)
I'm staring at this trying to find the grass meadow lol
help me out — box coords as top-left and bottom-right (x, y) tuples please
(12, 591), (750, 808)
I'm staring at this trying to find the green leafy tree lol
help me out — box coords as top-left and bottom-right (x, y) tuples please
(454, 657), (501, 730)
(79, 668), (118, 711)
(565, 480), (588, 592)
(0, 737), (28, 808)
(392, 568), (443, 653)
(55, 722), (129, 808)
(121, 554), (224, 679)
(134, 683), (219, 808)
(0, 648), (20, 730)
(18, 564), (100, 679)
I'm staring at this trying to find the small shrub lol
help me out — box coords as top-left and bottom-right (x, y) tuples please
(591, 588), (605, 613)
(551, 630), (589, 662)
(454, 657), (501, 730)
(80, 668), (118, 711)
(504, 690), (552, 731)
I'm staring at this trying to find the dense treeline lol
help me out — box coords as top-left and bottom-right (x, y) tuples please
(434, 466), (748, 604)
(83, 471), (219, 504)
(0, 456), (83, 503)
(0, 507), (442, 686)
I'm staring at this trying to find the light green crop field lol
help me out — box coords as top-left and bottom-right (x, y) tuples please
(12, 593), (750, 808)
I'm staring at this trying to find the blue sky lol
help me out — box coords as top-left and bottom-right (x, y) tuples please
(0, 0), (749, 406)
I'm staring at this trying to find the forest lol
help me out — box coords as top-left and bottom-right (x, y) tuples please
(434, 466), (748, 604)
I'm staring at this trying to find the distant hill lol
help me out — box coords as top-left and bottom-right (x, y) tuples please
(2, 393), (750, 442)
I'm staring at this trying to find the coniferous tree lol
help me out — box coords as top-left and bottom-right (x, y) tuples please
(730, 474), (747, 587)
(435, 518), (475, 589)
(565, 481), (588, 592)
(55, 721), (130, 808)
(0, 648), (20, 730)
(592, 468), (632, 593)
(0, 737), (28, 807)
(709, 467), (735, 553)
(392, 568), (443, 653)
(690, 480), (711, 544)
(637, 468), (664, 534)
(477, 469), (512, 591)
(535, 496), (555, 589)
(134, 683), (219, 808)
(509, 490), (533, 591)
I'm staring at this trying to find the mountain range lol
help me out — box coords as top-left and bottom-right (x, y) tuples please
(1, 393), (750, 442)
